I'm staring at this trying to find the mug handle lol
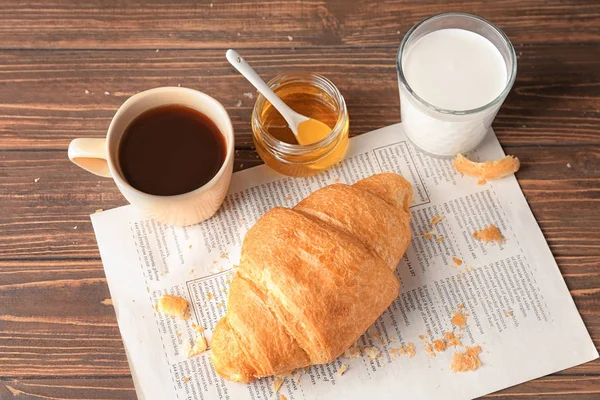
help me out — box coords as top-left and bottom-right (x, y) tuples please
(68, 138), (112, 177)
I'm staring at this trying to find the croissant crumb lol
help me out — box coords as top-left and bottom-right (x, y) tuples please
(292, 370), (304, 385)
(272, 377), (284, 393)
(372, 331), (384, 345)
(363, 346), (382, 360)
(432, 339), (447, 352)
(453, 154), (520, 184)
(424, 342), (436, 358)
(450, 346), (482, 372)
(405, 342), (416, 358)
(184, 335), (208, 358)
(157, 295), (190, 320)
(422, 229), (437, 240)
(389, 342), (416, 360)
(191, 323), (206, 334)
(451, 309), (469, 327)
(344, 343), (361, 359)
(444, 332), (463, 347)
(472, 224), (505, 244)
(431, 215), (445, 225)
(337, 363), (349, 376)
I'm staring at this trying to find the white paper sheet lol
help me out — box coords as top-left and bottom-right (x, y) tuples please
(91, 123), (598, 400)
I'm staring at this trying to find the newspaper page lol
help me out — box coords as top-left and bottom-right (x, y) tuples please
(91, 123), (598, 400)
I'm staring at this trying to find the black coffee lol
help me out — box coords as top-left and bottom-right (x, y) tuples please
(118, 105), (226, 196)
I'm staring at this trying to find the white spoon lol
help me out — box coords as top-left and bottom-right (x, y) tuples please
(226, 49), (331, 145)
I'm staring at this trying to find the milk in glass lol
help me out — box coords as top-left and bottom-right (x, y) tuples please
(397, 15), (516, 156)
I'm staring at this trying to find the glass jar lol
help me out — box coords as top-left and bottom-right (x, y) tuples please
(251, 72), (349, 177)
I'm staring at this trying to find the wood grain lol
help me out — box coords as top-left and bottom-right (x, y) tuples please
(0, 45), (598, 151)
(487, 376), (600, 399)
(0, 259), (130, 378)
(2, 147), (599, 260)
(0, 0), (599, 398)
(1, 376), (600, 400)
(0, 0), (598, 49)
(0, 256), (598, 379)
(0, 378), (136, 399)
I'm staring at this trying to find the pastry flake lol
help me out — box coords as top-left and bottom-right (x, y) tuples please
(431, 215), (445, 225)
(423, 341), (436, 358)
(453, 153), (520, 184)
(451, 309), (469, 327)
(157, 295), (190, 320)
(472, 224), (505, 244)
(404, 342), (416, 358)
(362, 346), (382, 360)
(191, 323), (206, 334)
(344, 343), (361, 359)
(184, 335), (208, 358)
(372, 331), (385, 345)
(337, 363), (349, 376)
(450, 346), (482, 372)
(444, 331), (463, 347)
(390, 342), (416, 360)
(432, 339), (447, 352)
(292, 374), (301, 385)
(272, 377), (284, 393)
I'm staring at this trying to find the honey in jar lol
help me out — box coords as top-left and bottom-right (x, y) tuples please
(251, 73), (349, 177)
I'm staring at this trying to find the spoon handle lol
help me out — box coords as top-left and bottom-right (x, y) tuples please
(226, 49), (302, 132)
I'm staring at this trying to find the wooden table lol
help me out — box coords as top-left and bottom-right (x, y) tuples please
(1, 1), (599, 399)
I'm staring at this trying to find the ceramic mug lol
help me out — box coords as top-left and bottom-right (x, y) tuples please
(68, 87), (235, 226)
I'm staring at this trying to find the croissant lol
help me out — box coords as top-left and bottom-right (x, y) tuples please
(210, 173), (412, 382)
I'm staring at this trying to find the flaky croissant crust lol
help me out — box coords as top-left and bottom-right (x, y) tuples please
(210, 173), (412, 382)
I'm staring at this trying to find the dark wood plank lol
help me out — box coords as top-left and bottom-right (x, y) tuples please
(0, 378), (136, 399)
(0, 0), (598, 49)
(0, 259), (131, 378)
(1, 146), (599, 260)
(0, 257), (598, 380)
(486, 375), (600, 399)
(0, 46), (598, 151)
(2, 376), (598, 400)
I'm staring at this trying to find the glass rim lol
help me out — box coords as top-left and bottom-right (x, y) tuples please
(251, 72), (348, 157)
(396, 12), (517, 116)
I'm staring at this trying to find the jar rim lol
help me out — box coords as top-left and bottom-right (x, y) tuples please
(251, 72), (348, 159)
(396, 12), (517, 116)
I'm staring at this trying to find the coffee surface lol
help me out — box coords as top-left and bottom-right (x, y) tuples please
(119, 105), (226, 196)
